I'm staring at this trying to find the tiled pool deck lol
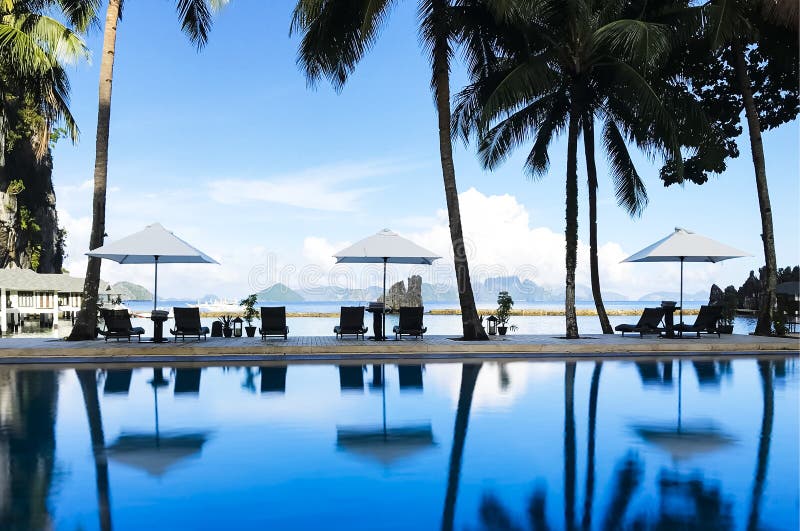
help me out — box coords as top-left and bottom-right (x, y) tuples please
(0, 333), (796, 364)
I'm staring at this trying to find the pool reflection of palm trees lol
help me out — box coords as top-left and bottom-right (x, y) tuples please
(76, 369), (112, 531)
(466, 359), (780, 530)
(442, 363), (482, 531)
(0, 370), (58, 531)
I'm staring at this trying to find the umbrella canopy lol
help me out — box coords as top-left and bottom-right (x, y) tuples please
(86, 223), (217, 311)
(337, 425), (435, 466)
(623, 227), (750, 263)
(633, 422), (735, 461)
(107, 432), (209, 476)
(334, 229), (440, 339)
(334, 228), (440, 265)
(623, 228), (749, 325)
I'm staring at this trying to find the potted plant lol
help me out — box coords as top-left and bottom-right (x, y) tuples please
(718, 286), (738, 334)
(240, 294), (258, 338)
(218, 315), (234, 338)
(496, 291), (517, 335)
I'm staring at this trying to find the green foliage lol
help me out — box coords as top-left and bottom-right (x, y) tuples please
(6, 179), (25, 195)
(658, 1), (799, 185)
(27, 242), (41, 270)
(496, 291), (514, 327)
(19, 206), (40, 232)
(217, 314), (234, 329)
(239, 294), (258, 326)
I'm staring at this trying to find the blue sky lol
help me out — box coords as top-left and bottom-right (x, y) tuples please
(52, 1), (799, 300)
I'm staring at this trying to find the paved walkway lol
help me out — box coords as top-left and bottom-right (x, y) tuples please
(0, 333), (796, 364)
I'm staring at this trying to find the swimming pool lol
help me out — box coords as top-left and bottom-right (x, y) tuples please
(3, 356), (797, 530)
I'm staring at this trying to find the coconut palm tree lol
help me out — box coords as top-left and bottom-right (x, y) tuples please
(291, 0), (487, 340)
(67, 0), (228, 340)
(747, 360), (774, 530)
(453, 0), (690, 338)
(703, 0), (797, 335)
(0, 0), (92, 160)
(76, 369), (112, 531)
(442, 363), (482, 530)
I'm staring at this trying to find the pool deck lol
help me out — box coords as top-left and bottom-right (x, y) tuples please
(0, 333), (796, 365)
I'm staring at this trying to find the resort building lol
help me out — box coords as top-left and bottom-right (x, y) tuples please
(0, 269), (119, 333)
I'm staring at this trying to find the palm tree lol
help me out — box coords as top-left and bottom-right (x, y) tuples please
(747, 360), (773, 531)
(0, 0), (92, 160)
(704, 0), (796, 335)
(582, 362), (602, 531)
(67, 0), (228, 340)
(76, 369), (112, 531)
(442, 363), (482, 530)
(453, 0), (688, 338)
(291, 0), (487, 340)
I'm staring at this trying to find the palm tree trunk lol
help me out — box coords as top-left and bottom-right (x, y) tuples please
(747, 361), (774, 531)
(76, 370), (113, 531)
(582, 118), (612, 334)
(430, 0), (486, 340)
(442, 363), (482, 531)
(732, 38), (777, 336)
(581, 362), (602, 531)
(565, 105), (580, 339)
(67, 0), (121, 340)
(564, 362), (577, 531)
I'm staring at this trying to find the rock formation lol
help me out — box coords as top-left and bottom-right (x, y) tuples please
(378, 274), (423, 311)
(0, 100), (64, 273)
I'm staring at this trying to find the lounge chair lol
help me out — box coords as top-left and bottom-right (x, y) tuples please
(614, 307), (665, 337)
(259, 306), (288, 340)
(675, 305), (723, 338)
(98, 309), (145, 342)
(170, 307), (210, 341)
(334, 306), (368, 339)
(392, 306), (427, 340)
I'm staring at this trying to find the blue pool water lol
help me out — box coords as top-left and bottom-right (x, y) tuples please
(4, 356), (798, 530)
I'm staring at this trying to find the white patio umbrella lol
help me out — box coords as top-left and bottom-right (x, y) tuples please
(334, 229), (440, 340)
(86, 223), (218, 311)
(623, 227), (750, 325)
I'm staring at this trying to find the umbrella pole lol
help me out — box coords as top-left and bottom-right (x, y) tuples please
(679, 257), (684, 328)
(382, 365), (387, 439)
(678, 360), (682, 433)
(153, 255), (160, 312)
(383, 258), (387, 341)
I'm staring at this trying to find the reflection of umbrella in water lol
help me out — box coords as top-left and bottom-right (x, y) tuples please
(633, 421), (735, 461)
(107, 432), (208, 477)
(633, 361), (735, 462)
(107, 368), (209, 476)
(337, 365), (435, 466)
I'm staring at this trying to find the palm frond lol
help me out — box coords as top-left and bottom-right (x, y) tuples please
(291, 0), (395, 90)
(602, 118), (647, 217)
(175, 0), (217, 49)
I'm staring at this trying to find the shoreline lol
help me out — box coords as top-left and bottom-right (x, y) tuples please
(193, 308), (704, 318)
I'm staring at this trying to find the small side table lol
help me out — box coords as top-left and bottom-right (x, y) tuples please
(150, 310), (169, 343)
(661, 302), (678, 338)
(366, 303), (386, 341)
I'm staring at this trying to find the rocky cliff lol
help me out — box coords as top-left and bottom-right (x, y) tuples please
(378, 274), (423, 311)
(0, 100), (64, 273)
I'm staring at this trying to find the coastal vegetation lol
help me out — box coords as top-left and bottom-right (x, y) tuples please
(0, 1), (794, 338)
(0, 0), (91, 272)
(452, 0), (695, 338)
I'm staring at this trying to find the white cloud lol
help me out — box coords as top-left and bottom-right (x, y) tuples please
(207, 160), (409, 212)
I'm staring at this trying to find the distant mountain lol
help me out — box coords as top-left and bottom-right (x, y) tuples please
(113, 281), (152, 301)
(638, 290), (708, 302)
(257, 283), (304, 302)
(422, 283), (459, 303)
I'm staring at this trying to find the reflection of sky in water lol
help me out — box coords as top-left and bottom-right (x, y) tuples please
(5, 357), (797, 530)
